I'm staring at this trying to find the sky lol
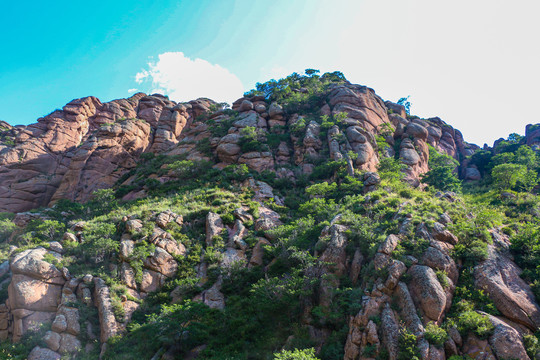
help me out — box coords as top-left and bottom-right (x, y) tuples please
(1, 0), (539, 146)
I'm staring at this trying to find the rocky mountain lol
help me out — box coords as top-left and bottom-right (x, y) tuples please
(0, 70), (538, 360)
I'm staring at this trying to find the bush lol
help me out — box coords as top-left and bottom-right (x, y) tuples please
(456, 311), (494, 338)
(435, 270), (450, 289)
(422, 146), (461, 192)
(274, 348), (319, 360)
(378, 157), (405, 182)
(492, 163), (528, 190)
(0, 213), (16, 242)
(238, 126), (268, 153)
(424, 323), (447, 347)
(524, 334), (540, 359)
(398, 329), (419, 360)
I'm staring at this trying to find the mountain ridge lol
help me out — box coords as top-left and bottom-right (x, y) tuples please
(0, 76), (480, 213)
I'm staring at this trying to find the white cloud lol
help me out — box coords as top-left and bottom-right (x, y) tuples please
(134, 52), (245, 105)
(127, 88), (139, 94)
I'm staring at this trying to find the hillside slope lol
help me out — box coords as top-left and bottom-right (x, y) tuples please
(0, 70), (539, 360)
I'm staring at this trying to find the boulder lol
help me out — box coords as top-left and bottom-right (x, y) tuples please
(93, 278), (119, 343)
(399, 139), (421, 165)
(421, 246), (458, 283)
(58, 333), (82, 354)
(328, 84), (389, 131)
(475, 246), (540, 330)
(319, 224), (348, 277)
(8, 274), (63, 311)
(407, 265), (446, 323)
(51, 314), (67, 333)
(44, 330), (61, 352)
(58, 306), (80, 336)
(234, 207), (253, 223)
(125, 219), (143, 234)
(217, 135), (241, 163)
(238, 151), (275, 172)
(349, 249), (364, 285)
(10, 247), (64, 284)
(220, 248), (247, 268)
(202, 282), (225, 310)
(120, 262), (137, 289)
(395, 282), (424, 335)
(431, 222), (458, 245)
(378, 234), (400, 255)
(119, 239), (135, 260)
(268, 103), (284, 118)
(144, 247), (178, 277)
(28, 346), (61, 360)
(206, 212), (225, 246)
(155, 210), (183, 229)
(462, 334), (496, 360)
(149, 228), (186, 257)
(405, 122), (428, 141)
(140, 269), (165, 293)
(238, 100), (254, 112)
(254, 206), (282, 237)
(485, 313), (529, 360)
(465, 167), (482, 181)
(249, 238), (270, 268)
(380, 304), (399, 360)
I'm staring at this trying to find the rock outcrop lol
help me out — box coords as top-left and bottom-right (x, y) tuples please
(0, 95), (215, 212)
(2, 76), (537, 359)
(475, 245), (540, 330)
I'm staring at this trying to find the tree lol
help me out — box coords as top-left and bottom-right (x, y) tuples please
(422, 146), (461, 192)
(397, 96), (412, 115)
(491, 163), (528, 190)
(515, 145), (538, 170)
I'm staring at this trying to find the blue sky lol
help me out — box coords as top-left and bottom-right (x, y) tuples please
(1, 0), (539, 146)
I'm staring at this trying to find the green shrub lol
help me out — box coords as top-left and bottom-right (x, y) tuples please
(0, 213), (16, 242)
(435, 270), (450, 289)
(456, 311), (494, 338)
(195, 137), (213, 157)
(422, 146), (461, 192)
(274, 348), (319, 360)
(398, 329), (419, 360)
(523, 333), (540, 359)
(377, 157), (406, 183)
(221, 212), (234, 225)
(424, 322), (447, 347)
(399, 188), (413, 199)
(238, 126), (268, 153)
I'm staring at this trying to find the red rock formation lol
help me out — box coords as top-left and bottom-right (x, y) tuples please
(0, 83), (476, 212)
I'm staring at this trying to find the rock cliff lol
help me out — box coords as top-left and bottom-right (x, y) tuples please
(0, 72), (538, 359)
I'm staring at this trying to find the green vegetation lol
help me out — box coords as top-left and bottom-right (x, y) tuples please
(244, 69), (347, 114)
(455, 310), (494, 338)
(3, 70), (540, 360)
(422, 146), (461, 192)
(398, 329), (419, 360)
(424, 323), (447, 347)
(274, 348), (319, 360)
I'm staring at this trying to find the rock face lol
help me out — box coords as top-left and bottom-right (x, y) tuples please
(50, 119), (152, 203)
(486, 313), (530, 359)
(408, 265), (447, 323)
(0, 80), (479, 212)
(2, 78), (533, 359)
(93, 277), (119, 343)
(0, 94), (215, 212)
(7, 248), (65, 341)
(475, 246), (540, 330)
